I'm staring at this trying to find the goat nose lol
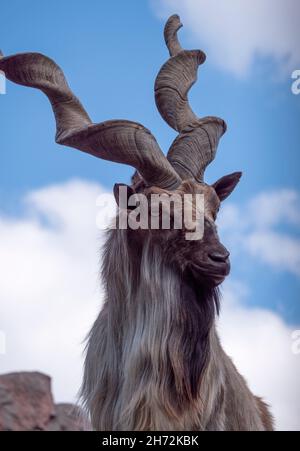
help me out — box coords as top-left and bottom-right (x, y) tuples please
(209, 250), (230, 263)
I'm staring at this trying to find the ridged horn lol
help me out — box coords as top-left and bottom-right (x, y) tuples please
(164, 13), (183, 57)
(167, 117), (227, 182)
(155, 15), (227, 182)
(0, 52), (181, 190)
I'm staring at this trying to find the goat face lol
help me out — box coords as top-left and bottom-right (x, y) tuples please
(114, 172), (241, 287)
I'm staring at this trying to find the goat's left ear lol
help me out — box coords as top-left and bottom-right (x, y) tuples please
(113, 183), (136, 209)
(212, 172), (242, 201)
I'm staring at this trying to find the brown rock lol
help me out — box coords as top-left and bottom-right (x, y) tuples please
(0, 372), (90, 431)
(0, 372), (54, 431)
(47, 403), (90, 431)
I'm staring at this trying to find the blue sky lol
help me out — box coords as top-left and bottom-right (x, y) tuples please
(1, 0), (299, 322)
(0, 0), (300, 429)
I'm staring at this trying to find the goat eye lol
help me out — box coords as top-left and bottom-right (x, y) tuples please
(204, 218), (211, 228)
(213, 207), (220, 221)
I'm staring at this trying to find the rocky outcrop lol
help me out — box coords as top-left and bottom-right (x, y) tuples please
(0, 372), (90, 431)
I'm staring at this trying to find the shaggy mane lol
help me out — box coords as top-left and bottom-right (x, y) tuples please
(81, 226), (219, 430)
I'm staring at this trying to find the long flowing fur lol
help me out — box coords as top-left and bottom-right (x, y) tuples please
(81, 226), (273, 431)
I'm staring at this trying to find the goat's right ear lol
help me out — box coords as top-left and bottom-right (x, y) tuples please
(212, 172), (242, 202)
(113, 183), (136, 209)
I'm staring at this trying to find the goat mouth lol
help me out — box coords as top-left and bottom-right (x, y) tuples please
(190, 261), (230, 286)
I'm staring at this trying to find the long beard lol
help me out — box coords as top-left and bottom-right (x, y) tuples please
(85, 228), (220, 430)
(110, 233), (219, 426)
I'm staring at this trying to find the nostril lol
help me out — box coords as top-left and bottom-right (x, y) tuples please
(224, 250), (230, 260)
(209, 250), (230, 263)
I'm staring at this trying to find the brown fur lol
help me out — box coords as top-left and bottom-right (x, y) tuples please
(81, 178), (274, 431)
(0, 14), (273, 432)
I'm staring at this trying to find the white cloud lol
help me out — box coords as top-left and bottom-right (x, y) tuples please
(153, 0), (300, 77)
(218, 189), (300, 276)
(247, 190), (300, 229)
(0, 180), (299, 430)
(0, 179), (114, 402)
(246, 231), (300, 276)
(219, 282), (300, 431)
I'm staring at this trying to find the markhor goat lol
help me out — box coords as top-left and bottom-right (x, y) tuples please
(0, 14), (273, 431)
